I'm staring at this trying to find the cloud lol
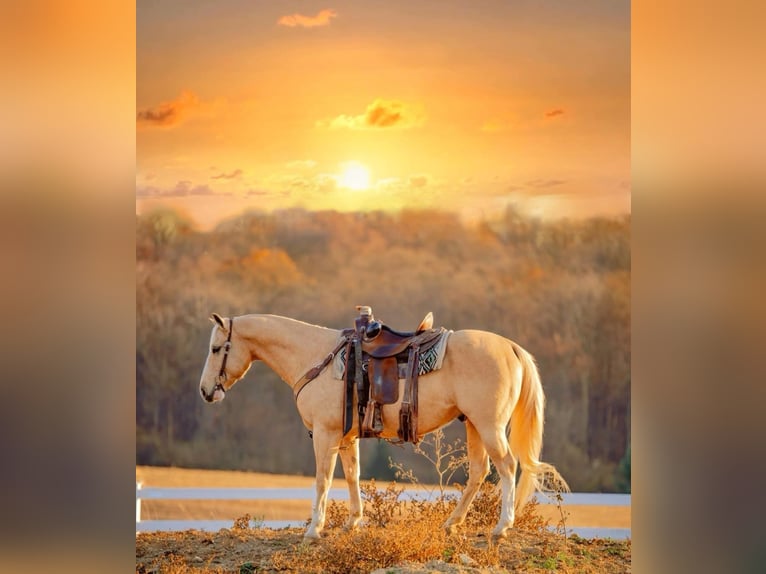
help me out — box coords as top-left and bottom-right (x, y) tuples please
(136, 180), (217, 198)
(408, 175), (429, 188)
(211, 169), (243, 180)
(135, 186), (160, 198)
(136, 91), (200, 128)
(288, 177), (310, 188)
(365, 100), (405, 127)
(527, 178), (567, 189)
(545, 108), (565, 118)
(317, 99), (424, 130)
(315, 174), (338, 193)
(375, 177), (403, 190)
(503, 179), (571, 198)
(278, 8), (337, 28)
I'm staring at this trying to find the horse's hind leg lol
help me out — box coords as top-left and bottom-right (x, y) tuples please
(477, 427), (518, 540)
(444, 420), (489, 535)
(305, 428), (341, 540)
(338, 438), (363, 531)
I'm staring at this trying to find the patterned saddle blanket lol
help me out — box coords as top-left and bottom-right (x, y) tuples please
(332, 330), (452, 381)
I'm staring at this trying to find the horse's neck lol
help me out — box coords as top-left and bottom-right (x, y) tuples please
(236, 314), (339, 386)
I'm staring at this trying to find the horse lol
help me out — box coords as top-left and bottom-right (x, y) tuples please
(198, 312), (568, 540)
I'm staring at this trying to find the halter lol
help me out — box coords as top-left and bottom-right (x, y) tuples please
(214, 316), (234, 395)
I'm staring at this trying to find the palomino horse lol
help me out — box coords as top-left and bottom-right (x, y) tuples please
(198, 313), (568, 540)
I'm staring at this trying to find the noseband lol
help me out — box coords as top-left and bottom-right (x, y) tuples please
(214, 316), (234, 395)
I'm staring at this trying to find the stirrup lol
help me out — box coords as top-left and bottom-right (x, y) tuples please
(362, 399), (380, 435)
(372, 405), (384, 433)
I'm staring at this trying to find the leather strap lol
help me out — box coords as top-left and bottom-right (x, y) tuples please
(399, 343), (421, 443)
(213, 317), (235, 394)
(354, 334), (365, 435)
(293, 335), (350, 401)
(342, 339), (355, 435)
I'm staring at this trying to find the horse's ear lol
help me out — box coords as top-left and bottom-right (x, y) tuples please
(417, 312), (434, 332)
(210, 313), (226, 330)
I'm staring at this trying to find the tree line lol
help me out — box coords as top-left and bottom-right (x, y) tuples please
(136, 206), (630, 492)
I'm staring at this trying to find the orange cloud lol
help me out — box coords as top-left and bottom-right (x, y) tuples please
(211, 169), (243, 180)
(527, 178), (567, 189)
(278, 9), (337, 28)
(317, 99), (424, 130)
(545, 108), (565, 118)
(136, 180), (217, 198)
(408, 175), (429, 188)
(136, 91), (200, 128)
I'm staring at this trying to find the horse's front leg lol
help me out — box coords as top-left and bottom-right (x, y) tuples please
(338, 438), (363, 531)
(305, 427), (341, 540)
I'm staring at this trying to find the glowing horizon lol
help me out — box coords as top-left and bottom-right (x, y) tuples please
(137, 1), (630, 224)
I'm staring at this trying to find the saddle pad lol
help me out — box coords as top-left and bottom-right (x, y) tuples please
(332, 330), (452, 380)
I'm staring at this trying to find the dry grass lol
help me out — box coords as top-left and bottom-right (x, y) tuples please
(268, 481), (593, 574)
(137, 484), (630, 574)
(269, 483), (630, 574)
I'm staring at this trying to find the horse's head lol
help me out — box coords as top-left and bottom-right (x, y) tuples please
(199, 313), (252, 403)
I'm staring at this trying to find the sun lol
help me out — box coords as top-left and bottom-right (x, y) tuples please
(338, 161), (371, 191)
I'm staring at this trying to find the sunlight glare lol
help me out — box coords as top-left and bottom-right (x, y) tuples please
(338, 162), (371, 191)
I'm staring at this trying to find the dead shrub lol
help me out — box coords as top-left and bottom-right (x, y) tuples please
(269, 483), (501, 574)
(360, 479), (405, 527)
(515, 497), (550, 534)
(463, 481), (502, 531)
(270, 430), (561, 573)
(231, 513), (252, 531)
(324, 498), (349, 530)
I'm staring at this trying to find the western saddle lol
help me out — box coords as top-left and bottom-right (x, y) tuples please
(344, 306), (446, 443)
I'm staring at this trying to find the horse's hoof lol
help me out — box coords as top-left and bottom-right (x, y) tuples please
(303, 530), (322, 544)
(491, 527), (513, 543)
(342, 514), (362, 532)
(444, 523), (459, 536)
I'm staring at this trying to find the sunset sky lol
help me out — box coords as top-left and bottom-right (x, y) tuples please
(137, 0), (629, 228)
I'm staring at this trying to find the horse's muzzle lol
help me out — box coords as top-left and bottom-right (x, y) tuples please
(200, 384), (225, 403)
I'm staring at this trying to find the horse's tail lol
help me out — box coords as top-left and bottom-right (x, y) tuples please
(508, 341), (570, 515)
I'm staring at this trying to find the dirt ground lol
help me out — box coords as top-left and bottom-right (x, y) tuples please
(136, 526), (631, 573)
(136, 466), (631, 573)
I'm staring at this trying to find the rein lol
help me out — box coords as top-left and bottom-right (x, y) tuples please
(293, 333), (351, 401)
(214, 316), (234, 395)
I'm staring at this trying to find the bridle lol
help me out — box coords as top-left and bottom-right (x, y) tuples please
(213, 316), (234, 395)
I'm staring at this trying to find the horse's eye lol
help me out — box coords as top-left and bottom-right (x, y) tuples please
(212, 346), (221, 354)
